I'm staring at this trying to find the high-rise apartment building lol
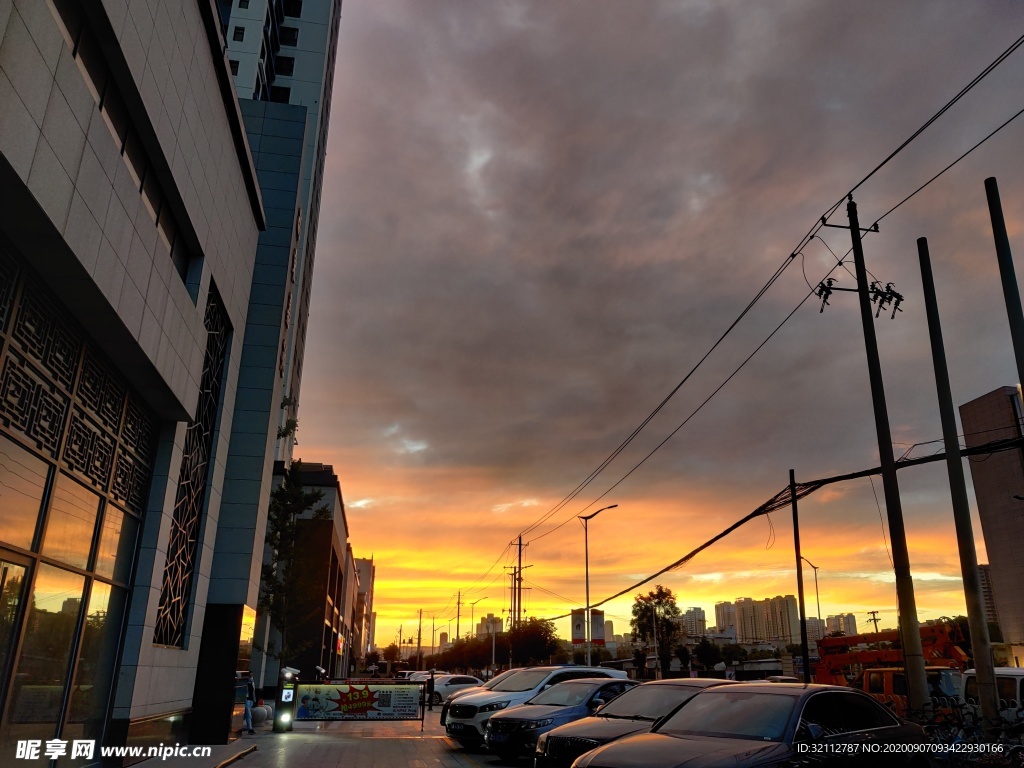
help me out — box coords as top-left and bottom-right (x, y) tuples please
(355, 557), (376, 660)
(682, 607), (707, 636)
(960, 387), (1024, 645)
(0, 0), (269, 756)
(727, 596), (800, 643)
(825, 614), (859, 636)
(222, 0), (342, 462)
(715, 601), (736, 635)
(195, 0), (344, 728)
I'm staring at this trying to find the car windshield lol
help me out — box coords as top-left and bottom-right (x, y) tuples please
(491, 669), (552, 692)
(598, 684), (704, 720)
(481, 669), (522, 690)
(657, 690), (795, 742)
(528, 682), (598, 707)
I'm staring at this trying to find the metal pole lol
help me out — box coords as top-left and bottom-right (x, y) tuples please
(517, 536), (523, 630)
(585, 517), (591, 666)
(456, 591), (461, 640)
(918, 237), (999, 721)
(846, 196), (928, 710)
(652, 606), (659, 680)
(801, 557), (821, 635)
(791, 470), (811, 683)
(417, 609), (423, 669)
(986, 177), (1024, 386)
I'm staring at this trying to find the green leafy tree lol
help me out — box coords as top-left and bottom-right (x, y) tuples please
(364, 651), (380, 670)
(382, 643), (400, 663)
(630, 585), (682, 674)
(675, 644), (691, 671)
(694, 637), (722, 670)
(509, 618), (559, 665)
(721, 644), (748, 664)
(257, 461), (330, 666)
(633, 648), (648, 680)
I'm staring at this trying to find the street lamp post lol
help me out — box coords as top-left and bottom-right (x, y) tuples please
(801, 556), (821, 630)
(469, 598), (487, 639)
(579, 504), (618, 666)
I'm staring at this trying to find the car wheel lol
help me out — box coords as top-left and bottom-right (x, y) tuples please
(431, 692), (442, 705)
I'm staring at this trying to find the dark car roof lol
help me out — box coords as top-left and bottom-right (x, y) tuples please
(636, 678), (736, 689)
(691, 682), (877, 699)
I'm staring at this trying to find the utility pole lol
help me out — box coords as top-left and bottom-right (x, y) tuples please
(651, 605), (659, 680)
(456, 591), (461, 640)
(417, 609), (423, 670)
(516, 536), (524, 630)
(986, 177), (1024, 385)
(506, 568), (516, 631)
(867, 611), (881, 633)
(791, 469), (812, 683)
(918, 237), (998, 722)
(431, 615), (436, 658)
(819, 196), (928, 711)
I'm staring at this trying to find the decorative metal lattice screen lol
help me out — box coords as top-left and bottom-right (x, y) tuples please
(153, 287), (231, 648)
(0, 245), (156, 512)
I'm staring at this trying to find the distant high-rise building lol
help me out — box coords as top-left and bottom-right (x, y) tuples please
(715, 602), (737, 635)
(682, 607), (707, 636)
(223, 0), (343, 462)
(826, 614), (858, 636)
(440, 632), (450, 649)
(355, 557), (377, 658)
(729, 596), (800, 643)
(806, 617), (826, 642)
(960, 387), (1024, 645)
(978, 564), (1000, 629)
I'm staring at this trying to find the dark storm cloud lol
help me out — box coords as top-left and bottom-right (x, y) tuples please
(304, 0), (1024, 555)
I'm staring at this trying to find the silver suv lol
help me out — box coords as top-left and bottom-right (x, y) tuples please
(443, 666), (628, 747)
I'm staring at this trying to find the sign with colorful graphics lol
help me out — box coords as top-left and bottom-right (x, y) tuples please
(571, 608), (586, 644)
(590, 609), (605, 646)
(293, 683), (422, 720)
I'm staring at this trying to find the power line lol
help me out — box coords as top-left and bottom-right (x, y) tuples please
(539, 434), (1024, 622)
(842, 31), (1024, 204)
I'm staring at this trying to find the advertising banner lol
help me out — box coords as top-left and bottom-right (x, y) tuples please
(293, 683), (422, 720)
(571, 608), (586, 645)
(590, 609), (605, 646)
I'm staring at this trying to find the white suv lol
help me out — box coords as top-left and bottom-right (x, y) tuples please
(444, 666), (628, 746)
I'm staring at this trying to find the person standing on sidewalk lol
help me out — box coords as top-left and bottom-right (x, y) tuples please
(243, 672), (257, 734)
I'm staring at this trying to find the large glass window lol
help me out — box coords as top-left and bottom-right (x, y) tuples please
(0, 437), (48, 551)
(0, 560), (28, 692)
(94, 506), (136, 583)
(0, 564), (85, 746)
(62, 582), (126, 757)
(41, 474), (100, 570)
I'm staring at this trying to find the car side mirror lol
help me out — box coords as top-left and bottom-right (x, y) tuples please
(590, 698), (606, 709)
(805, 723), (825, 742)
(543, 684), (552, 690)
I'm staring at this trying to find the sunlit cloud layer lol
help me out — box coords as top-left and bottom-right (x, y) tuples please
(299, 0), (1024, 648)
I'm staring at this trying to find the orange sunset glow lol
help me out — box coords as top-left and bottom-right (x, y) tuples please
(298, 1), (1024, 651)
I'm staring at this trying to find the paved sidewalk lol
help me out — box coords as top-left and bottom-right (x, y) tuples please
(154, 716), (501, 768)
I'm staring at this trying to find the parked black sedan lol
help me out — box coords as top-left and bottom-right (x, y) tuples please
(534, 678), (734, 768)
(571, 683), (932, 768)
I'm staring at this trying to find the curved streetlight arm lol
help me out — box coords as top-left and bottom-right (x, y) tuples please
(580, 504), (618, 522)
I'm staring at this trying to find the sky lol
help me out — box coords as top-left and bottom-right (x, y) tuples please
(297, 0), (1024, 650)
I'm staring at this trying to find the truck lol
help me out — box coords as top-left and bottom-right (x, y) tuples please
(814, 622), (968, 714)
